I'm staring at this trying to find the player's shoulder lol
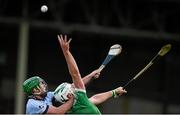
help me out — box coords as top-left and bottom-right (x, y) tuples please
(26, 98), (48, 114)
(47, 91), (54, 96)
(27, 98), (42, 105)
(26, 98), (47, 110)
(26, 98), (41, 110)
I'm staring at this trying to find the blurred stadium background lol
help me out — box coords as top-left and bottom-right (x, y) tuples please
(0, 0), (180, 114)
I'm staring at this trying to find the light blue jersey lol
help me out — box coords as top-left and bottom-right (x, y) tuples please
(26, 92), (54, 115)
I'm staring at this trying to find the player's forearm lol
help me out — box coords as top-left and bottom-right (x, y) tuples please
(82, 69), (100, 85)
(89, 91), (113, 105)
(63, 51), (81, 78)
(57, 99), (74, 113)
(82, 73), (94, 85)
(47, 99), (74, 114)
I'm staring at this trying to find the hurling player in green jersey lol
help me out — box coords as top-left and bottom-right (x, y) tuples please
(57, 34), (127, 114)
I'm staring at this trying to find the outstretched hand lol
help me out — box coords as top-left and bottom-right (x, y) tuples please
(57, 34), (72, 53)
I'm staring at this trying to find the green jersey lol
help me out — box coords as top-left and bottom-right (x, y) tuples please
(67, 89), (101, 114)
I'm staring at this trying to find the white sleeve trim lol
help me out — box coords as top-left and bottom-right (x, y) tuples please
(75, 88), (86, 93)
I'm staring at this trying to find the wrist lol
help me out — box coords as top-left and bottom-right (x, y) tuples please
(89, 73), (95, 79)
(63, 50), (70, 54)
(111, 90), (118, 98)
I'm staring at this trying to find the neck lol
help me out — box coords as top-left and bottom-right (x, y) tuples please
(31, 92), (47, 100)
(34, 95), (44, 100)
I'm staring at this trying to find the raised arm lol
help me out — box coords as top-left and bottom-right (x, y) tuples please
(58, 34), (85, 90)
(89, 86), (127, 105)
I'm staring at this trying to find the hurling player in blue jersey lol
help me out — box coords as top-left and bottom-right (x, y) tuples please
(23, 69), (101, 114)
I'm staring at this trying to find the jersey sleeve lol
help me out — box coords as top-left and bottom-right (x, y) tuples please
(74, 88), (86, 93)
(26, 99), (49, 114)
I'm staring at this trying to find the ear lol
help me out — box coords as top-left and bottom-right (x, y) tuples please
(32, 87), (40, 94)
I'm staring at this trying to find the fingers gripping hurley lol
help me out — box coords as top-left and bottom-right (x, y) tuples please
(99, 44), (122, 72)
(123, 44), (171, 89)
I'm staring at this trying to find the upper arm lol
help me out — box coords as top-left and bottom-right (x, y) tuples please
(47, 105), (64, 114)
(88, 91), (112, 105)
